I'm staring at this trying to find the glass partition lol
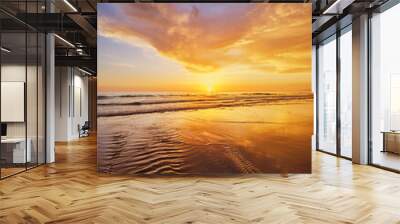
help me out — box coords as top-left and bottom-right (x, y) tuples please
(27, 31), (38, 169)
(317, 35), (337, 154)
(371, 3), (400, 171)
(38, 32), (46, 165)
(1, 31), (28, 177)
(0, 1), (46, 179)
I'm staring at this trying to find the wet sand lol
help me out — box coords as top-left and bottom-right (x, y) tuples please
(97, 93), (312, 175)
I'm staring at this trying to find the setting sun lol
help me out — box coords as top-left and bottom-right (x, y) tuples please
(207, 84), (214, 93)
(202, 76), (217, 93)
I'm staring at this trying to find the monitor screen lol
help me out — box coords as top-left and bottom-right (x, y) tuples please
(1, 123), (7, 137)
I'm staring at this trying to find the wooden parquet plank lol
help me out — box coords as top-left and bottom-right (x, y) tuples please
(0, 135), (399, 223)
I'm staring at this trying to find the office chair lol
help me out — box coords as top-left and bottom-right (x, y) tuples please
(79, 121), (90, 138)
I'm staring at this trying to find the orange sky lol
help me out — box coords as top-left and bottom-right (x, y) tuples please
(98, 3), (311, 93)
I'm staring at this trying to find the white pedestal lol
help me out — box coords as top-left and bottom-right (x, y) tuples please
(1, 138), (32, 163)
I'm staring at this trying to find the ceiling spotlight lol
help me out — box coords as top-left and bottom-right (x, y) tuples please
(54, 34), (75, 48)
(76, 48), (84, 55)
(1, 47), (11, 53)
(78, 67), (93, 76)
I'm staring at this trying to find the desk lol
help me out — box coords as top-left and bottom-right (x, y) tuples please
(382, 131), (400, 154)
(1, 138), (31, 163)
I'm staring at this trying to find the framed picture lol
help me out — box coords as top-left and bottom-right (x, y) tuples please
(97, 3), (312, 175)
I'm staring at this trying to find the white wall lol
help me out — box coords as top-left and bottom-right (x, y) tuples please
(55, 67), (89, 141)
(55, 67), (70, 141)
(72, 73), (89, 138)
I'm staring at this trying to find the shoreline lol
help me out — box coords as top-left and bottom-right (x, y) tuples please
(98, 97), (313, 117)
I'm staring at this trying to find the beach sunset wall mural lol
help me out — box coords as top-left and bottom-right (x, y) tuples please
(97, 3), (313, 175)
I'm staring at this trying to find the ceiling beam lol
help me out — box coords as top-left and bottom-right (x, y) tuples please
(55, 55), (96, 71)
(322, 0), (356, 14)
(67, 13), (97, 46)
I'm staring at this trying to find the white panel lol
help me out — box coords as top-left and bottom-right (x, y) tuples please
(73, 86), (81, 138)
(1, 82), (25, 122)
(11, 139), (32, 163)
(390, 74), (400, 130)
(340, 30), (353, 158)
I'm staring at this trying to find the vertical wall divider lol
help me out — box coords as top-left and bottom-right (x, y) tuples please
(73, 68), (75, 118)
(316, 45), (320, 150)
(69, 69), (71, 118)
(367, 10), (373, 165)
(0, 27), (2, 179)
(44, 0), (47, 165)
(336, 28), (342, 157)
(25, 1), (28, 171)
(36, 3), (39, 168)
(59, 68), (62, 117)
(44, 32), (47, 165)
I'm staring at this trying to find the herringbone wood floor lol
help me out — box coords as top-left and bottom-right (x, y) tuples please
(1, 135), (400, 224)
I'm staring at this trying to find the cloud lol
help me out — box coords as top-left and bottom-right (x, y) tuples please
(98, 3), (311, 75)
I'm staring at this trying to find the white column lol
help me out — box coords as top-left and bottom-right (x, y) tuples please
(55, 67), (73, 141)
(352, 14), (369, 164)
(46, 32), (55, 163)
